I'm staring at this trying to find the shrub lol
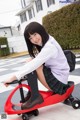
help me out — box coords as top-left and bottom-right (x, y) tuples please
(42, 2), (80, 50)
(0, 37), (10, 57)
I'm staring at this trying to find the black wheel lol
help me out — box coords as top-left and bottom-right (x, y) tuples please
(33, 109), (39, 116)
(18, 113), (21, 115)
(63, 99), (70, 105)
(22, 114), (29, 120)
(71, 100), (80, 109)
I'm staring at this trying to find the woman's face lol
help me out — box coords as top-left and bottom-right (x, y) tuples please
(29, 33), (42, 46)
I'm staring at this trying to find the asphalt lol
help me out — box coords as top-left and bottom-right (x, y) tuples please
(0, 52), (80, 120)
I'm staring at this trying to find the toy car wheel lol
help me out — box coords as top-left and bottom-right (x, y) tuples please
(33, 109), (39, 116)
(22, 114), (29, 120)
(18, 113), (21, 115)
(71, 100), (80, 109)
(63, 99), (70, 105)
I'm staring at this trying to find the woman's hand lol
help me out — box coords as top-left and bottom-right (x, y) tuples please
(3, 82), (9, 87)
(3, 75), (17, 87)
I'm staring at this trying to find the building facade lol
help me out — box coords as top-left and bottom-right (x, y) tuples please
(0, 25), (26, 53)
(16, 0), (78, 33)
(0, 25), (21, 37)
(0, 0), (79, 54)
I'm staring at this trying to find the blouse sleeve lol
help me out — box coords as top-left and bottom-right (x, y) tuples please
(15, 41), (58, 80)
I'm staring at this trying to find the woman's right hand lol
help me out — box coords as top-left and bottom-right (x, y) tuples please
(2, 81), (10, 87)
(3, 75), (17, 87)
(4, 82), (10, 87)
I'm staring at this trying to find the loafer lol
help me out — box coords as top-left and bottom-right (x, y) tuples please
(21, 94), (44, 109)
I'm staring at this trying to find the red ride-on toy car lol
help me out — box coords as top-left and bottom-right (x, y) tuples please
(4, 78), (80, 120)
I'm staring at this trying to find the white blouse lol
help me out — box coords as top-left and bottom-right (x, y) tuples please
(15, 35), (70, 84)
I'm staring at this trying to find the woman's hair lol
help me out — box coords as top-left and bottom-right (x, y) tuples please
(24, 22), (49, 57)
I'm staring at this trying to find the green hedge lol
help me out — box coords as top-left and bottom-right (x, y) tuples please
(0, 37), (10, 57)
(42, 2), (80, 50)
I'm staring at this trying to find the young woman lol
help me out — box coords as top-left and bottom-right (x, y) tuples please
(4, 22), (70, 110)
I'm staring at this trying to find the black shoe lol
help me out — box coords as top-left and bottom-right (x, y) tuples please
(20, 91), (31, 103)
(21, 94), (44, 109)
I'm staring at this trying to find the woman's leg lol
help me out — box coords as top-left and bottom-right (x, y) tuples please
(27, 71), (40, 101)
(36, 66), (52, 91)
(21, 71), (44, 109)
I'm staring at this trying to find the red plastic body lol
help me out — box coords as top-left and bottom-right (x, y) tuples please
(5, 84), (74, 115)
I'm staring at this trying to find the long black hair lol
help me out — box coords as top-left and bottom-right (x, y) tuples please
(24, 22), (49, 57)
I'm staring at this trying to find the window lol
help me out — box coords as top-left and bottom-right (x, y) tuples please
(32, 7), (35, 17)
(20, 12), (27, 23)
(47, 0), (55, 7)
(23, 0), (26, 7)
(17, 24), (21, 31)
(66, 0), (71, 2)
(35, 0), (43, 12)
(21, 0), (26, 8)
(28, 9), (33, 19)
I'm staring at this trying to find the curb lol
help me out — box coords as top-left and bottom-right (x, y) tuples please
(0, 52), (80, 59)
(0, 52), (29, 59)
(75, 54), (80, 58)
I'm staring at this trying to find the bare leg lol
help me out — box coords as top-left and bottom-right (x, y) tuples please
(36, 66), (52, 91)
(25, 59), (51, 90)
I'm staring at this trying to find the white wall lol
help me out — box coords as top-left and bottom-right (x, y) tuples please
(0, 27), (22, 37)
(0, 27), (12, 37)
(7, 35), (28, 53)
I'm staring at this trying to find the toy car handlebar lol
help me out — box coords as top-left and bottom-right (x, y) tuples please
(6, 80), (19, 85)
(6, 77), (27, 85)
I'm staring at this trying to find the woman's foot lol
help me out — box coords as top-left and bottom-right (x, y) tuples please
(21, 94), (44, 109)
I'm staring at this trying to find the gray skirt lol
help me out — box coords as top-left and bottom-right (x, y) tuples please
(43, 65), (69, 95)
